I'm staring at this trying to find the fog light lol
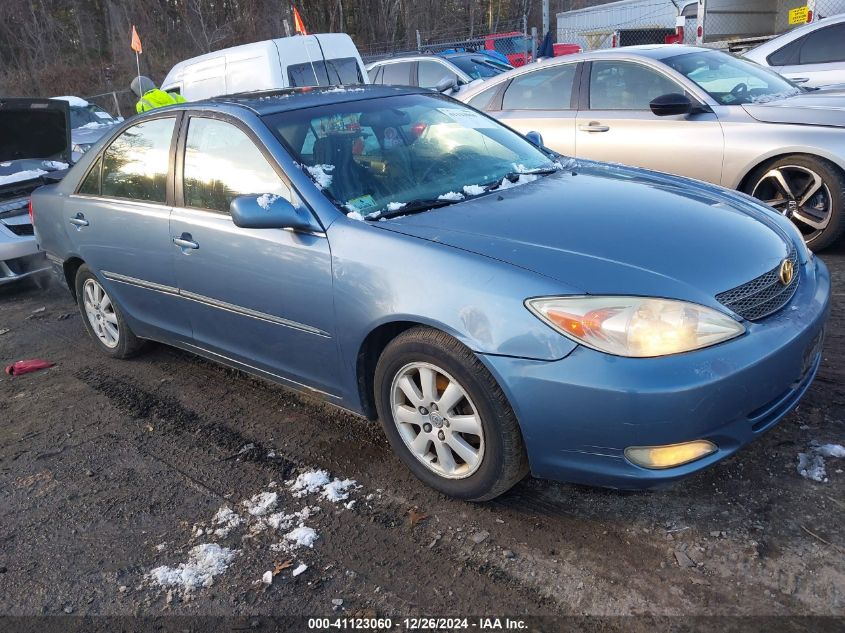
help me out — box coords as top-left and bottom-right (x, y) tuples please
(624, 440), (717, 469)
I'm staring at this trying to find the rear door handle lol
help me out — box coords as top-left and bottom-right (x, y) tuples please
(69, 213), (89, 227)
(579, 122), (610, 132)
(172, 234), (199, 249)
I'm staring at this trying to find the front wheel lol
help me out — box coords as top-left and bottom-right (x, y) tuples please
(745, 155), (845, 251)
(374, 327), (528, 501)
(75, 265), (146, 358)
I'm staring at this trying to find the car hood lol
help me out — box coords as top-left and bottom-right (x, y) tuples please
(742, 89), (845, 128)
(374, 164), (793, 306)
(0, 98), (72, 164)
(72, 122), (120, 145)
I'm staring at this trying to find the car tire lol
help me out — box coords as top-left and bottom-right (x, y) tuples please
(75, 264), (146, 359)
(374, 326), (528, 501)
(744, 154), (845, 251)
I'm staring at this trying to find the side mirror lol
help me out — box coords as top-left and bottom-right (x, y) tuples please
(435, 75), (458, 93)
(525, 131), (544, 147)
(649, 93), (694, 116)
(230, 194), (314, 231)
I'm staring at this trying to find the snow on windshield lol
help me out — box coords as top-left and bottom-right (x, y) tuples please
(51, 95), (89, 107)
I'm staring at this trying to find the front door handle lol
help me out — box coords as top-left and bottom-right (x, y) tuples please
(579, 122), (610, 132)
(69, 213), (89, 227)
(172, 234), (199, 250)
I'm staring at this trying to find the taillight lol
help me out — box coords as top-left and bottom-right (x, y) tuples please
(28, 198), (34, 223)
(807, 10), (813, 22)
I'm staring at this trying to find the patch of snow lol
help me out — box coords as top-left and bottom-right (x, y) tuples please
(292, 563), (308, 577)
(148, 543), (236, 590)
(438, 191), (464, 201)
(305, 164), (334, 189)
(211, 506), (243, 538)
(386, 202), (406, 212)
(322, 478), (356, 502)
(243, 491), (278, 516)
(463, 184), (485, 196)
(750, 89), (801, 104)
(265, 506), (317, 532)
(289, 470), (331, 497)
(347, 211), (365, 221)
(345, 500), (356, 510)
(797, 441), (845, 482)
(51, 95), (89, 107)
(261, 570), (273, 584)
(556, 157), (578, 170)
(155, 542), (167, 552)
(257, 193), (281, 210)
(79, 121), (112, 129)
(284, 525), (319, 549)
(322, 86), (367, 93)
(496, 174), (538, 191)
(41, 160), (68, 170)
(0, 170), (47, 186)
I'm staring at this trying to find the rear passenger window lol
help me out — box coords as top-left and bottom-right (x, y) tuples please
(767, 37), (804, 66)
(101, 117), (175, 203)
(381, 62), (413, 85)
(799, 23), (845, 64)
(77, 157), (101, 195)
(183, 117), (292, 214)
(502, 64), (577, 110)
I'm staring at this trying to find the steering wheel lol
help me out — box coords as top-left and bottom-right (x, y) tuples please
(730, 83), (748, 98)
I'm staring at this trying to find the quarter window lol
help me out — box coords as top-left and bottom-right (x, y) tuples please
(77, 157), (101, 195)
(502, 64), (577, 110)
(589, 61), (683, 110)
(183, 117), (291, 214)
(798, 23), (845, 64)
(101, 117), (175, 203)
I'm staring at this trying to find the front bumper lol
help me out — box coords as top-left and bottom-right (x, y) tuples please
(481, 257), (830, 489)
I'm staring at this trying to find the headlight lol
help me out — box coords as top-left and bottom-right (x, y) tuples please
(526, 296), (745, 357)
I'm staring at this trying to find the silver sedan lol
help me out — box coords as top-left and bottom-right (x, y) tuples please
(458, 45), (845, 250)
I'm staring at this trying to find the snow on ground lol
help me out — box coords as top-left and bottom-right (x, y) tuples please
(289, 469), (331, 496)
(149, 543), (236, 590)
(51, 95), (89, 107)
(211, 506), (243, 538)
(321, 478), (356, 502)
(243, 491), (278, 516)
(284, 526), (319, 549)
(256, 193), (281, 210)
(305, 164), (334, 189)
(797, 442), (845, 482)
(292, 563), (308, 576)
(0, 170), (47, 186)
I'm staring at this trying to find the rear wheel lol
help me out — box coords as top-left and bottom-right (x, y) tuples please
(75, 265), (146, 358)
(374, 327), (528, 501)
(745, 155), (845, 251)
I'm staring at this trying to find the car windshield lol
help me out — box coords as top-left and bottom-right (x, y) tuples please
(264, 93), (559, 218)
(69, 105), (116, 129)
(663, 50), (801, 105)
(448, 55), (512, 79)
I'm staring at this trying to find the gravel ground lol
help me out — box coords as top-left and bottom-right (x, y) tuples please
(0, 244), (843, 629)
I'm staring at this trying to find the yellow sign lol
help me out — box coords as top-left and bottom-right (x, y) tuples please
(789, 6), (809, 25)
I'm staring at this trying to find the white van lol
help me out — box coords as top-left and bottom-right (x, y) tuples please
(161, 33), (368, 100)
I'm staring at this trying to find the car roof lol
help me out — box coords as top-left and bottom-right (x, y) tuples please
(204, 84), (429, 116)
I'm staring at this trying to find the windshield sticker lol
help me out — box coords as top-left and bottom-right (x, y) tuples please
(436, 107), (497, 129)
(383, 126), (402, 149)
(94, 111), (112, 119)
(345, 195), (379, 213)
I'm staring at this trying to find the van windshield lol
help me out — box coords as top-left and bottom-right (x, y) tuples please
(288, 57), (364, 87)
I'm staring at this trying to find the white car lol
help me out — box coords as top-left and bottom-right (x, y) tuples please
(744, 14), (845, 88)
(367, 53), (512, 92)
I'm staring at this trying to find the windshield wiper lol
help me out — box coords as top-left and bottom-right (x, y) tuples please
(374, 197), (462, 220)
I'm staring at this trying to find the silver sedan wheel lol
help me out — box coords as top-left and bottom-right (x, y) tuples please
(390, 362), (485, 479)
(751, 165), (832, 244)
(82, 278), (119, 349)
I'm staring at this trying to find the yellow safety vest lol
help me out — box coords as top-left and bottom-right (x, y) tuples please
(136, 89), (187, 113)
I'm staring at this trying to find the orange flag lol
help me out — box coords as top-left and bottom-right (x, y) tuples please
(292, 7), (307, 35)
(130, 25), (142, 54)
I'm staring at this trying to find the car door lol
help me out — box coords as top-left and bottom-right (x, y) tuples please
(773, 22), (845, 87)
(489, 62), (580, 157)
(575, 59), (724, 185)
(169, 114), (340, 397)
(65, 114), (191, 340)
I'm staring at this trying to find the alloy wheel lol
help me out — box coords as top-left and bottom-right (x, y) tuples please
(82, 278), (120, 349)
(751, 165), (832, 244)
(390, 362), (485, 479)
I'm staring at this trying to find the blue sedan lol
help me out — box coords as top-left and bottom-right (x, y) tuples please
(32, 86), (829, 500)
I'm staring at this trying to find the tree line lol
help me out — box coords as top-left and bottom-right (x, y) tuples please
(0, 0), (554, 108)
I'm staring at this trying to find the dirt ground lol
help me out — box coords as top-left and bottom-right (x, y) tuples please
(1, 242), (843, 631)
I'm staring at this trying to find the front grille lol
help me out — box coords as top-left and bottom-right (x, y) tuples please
(715, 249), (799, 321)
(2, 222), (33, 236)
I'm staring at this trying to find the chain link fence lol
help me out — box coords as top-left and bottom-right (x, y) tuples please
(556, 0), (845, 52)
(359, 18), (537, 67)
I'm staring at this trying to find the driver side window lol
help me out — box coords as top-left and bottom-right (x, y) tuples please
(589, 61), (683, 110)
